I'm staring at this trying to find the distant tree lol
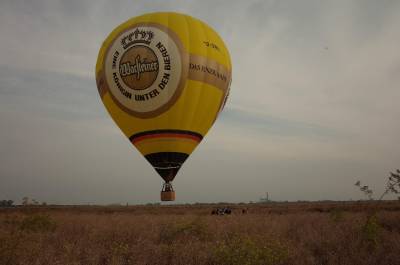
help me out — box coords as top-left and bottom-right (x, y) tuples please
(355, 169), (400, 248)
(355, 169), (400, 201)
(0, 200), (14, 207)
(354, 181), (374, 200)
(379, 169), (400, 200)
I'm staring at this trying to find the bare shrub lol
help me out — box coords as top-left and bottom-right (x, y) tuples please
(361, 215), (381, 249)
(211, 234), (288, 265)
(19, 214), (56, 233)
(329, 209), (344, 223)
(159, 218), (210, 244)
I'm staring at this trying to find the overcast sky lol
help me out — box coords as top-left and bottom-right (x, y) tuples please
(1, 0), (399, 204)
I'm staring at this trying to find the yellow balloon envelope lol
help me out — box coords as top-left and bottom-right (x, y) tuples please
(95, 12), (232, 201)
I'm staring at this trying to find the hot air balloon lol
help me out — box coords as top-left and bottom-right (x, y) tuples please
(95, 12), (231, 201)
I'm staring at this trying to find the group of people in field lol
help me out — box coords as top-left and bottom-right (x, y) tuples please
(211, 207), (249, 215)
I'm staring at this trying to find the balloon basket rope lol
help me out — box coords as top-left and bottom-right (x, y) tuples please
(161, 182), (175, 201)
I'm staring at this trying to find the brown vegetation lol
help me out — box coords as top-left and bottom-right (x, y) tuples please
(1, 201), (399, 265)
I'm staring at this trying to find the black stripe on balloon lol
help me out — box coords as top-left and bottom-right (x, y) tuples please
(129, 129), (203, 142)
(145, 152), (189, 182)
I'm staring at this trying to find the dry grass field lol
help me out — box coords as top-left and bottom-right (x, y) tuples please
(1, 201), (399, 265)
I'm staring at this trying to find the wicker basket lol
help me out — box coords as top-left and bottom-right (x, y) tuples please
(161, 191), (175, 201)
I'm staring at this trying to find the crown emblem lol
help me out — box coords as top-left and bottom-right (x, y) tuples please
(121, 28), (154, 49)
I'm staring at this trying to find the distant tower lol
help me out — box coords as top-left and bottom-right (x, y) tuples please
(259, 192), (270, 203)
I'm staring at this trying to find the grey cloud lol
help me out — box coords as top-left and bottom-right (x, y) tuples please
(0, 65), (102, 121)
(221, 106), (345, 139)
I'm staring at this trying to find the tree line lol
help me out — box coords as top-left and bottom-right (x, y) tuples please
(0, 200), (14, 207)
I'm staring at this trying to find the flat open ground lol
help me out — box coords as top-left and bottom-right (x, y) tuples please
(1, 201), (399, 265)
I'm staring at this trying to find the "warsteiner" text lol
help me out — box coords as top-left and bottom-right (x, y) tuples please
(119, 55), (158, 79)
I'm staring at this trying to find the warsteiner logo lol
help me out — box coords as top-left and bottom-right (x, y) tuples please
(104, 24), (186, 118)
(119, 46), (159, 90)
(119, 55), (159, 80)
